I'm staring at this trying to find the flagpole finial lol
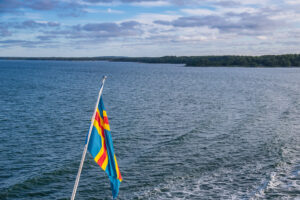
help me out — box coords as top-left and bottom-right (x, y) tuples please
(102, 76), (107, 84)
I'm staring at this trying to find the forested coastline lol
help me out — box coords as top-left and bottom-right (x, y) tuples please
(1, 54), (300, 67)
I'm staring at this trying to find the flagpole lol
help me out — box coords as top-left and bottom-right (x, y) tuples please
(71, 76), (107, 200)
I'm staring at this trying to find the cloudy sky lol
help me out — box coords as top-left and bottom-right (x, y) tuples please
(1, 0), (300, 57)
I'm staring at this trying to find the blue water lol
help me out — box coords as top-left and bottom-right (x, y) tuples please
(0, 60), (299, 199)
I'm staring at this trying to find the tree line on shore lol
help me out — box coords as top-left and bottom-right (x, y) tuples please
(1, 54), (300, 67)
(111, 54), (300, 67)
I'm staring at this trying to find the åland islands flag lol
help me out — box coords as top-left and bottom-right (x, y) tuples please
(87, 96), (122, 199)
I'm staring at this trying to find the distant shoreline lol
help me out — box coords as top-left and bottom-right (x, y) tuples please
(1, 54), (300, 67)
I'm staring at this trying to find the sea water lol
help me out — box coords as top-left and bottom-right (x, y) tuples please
(0, 60), (299, 199)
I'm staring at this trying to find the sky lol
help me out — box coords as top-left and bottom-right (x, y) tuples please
(0, 0), (300, 57)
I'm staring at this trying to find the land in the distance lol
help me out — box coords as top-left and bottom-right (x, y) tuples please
(1, 54), (300, 67)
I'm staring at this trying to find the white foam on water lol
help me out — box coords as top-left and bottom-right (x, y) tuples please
(133, 166), (261, 199)
(132, 156), (300, 200)
(269, 172), (280, 188)
(251, 160), (300, 200)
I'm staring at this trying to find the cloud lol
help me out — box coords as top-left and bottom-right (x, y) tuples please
(80, 0), (227, 7)
(214, 0), (240, 7)
(15, 20), (60, 29)
(256, 35), (268, 40)
(81, 21), (141, 38)
(39, 20), (142, 41)
(0, 23), (12, 37)
(180, 8), (216, 16)
(0, 39), (56, 48)
(36, 35), (57, 40)
(83, 0), (165, 2)
(154, 11), (283, 35)
(0, 0), (22, 12)
(0, 0), (56, 12)
(130, 1), (170, 7)
(0, 0), (85, 16)
(0, 20), (60, 39)
(27, 0), (58, 10)
(0, 0), (300, 56)
(107, 8), (123, 13)
(0, 28), (12, 37)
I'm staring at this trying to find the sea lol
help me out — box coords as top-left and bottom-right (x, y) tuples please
(0, 60), (299, 200)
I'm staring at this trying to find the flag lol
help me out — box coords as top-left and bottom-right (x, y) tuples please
(87, 96), (122, 199)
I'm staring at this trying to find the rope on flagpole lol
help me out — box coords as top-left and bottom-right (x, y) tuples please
(71, 76), (107, 200)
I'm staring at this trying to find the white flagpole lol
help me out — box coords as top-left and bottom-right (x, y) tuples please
(71, 76), (107, 200)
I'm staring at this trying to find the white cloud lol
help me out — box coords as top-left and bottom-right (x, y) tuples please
(130, 13), (180, 24)
(23, 13), (43, 20)
(181, 8), (215, 16)
(130, 1), (171, 7)
(256, 35), (267, 40)
(84, 8), (124, 14)
(285, 0), (300, 5)
(77, 0), (122, 6)
(107, 8), (124, 14)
